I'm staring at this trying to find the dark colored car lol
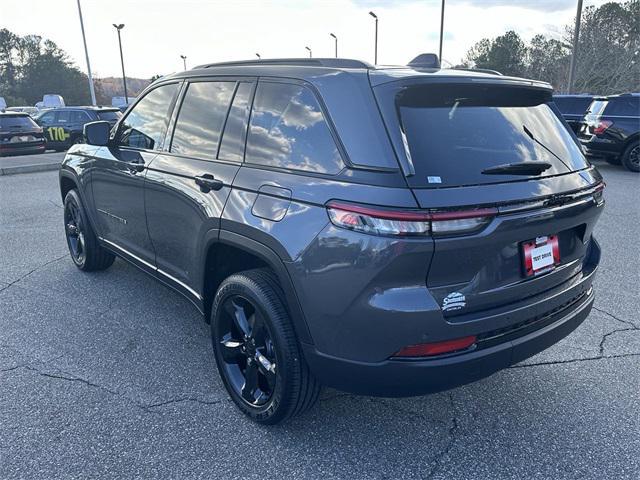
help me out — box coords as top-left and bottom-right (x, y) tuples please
(0, 112), (46, 156)
(59, 58), (604, 424)
(552, 94), (595, 134)
(36, 106), (122, 152)
(577, 93), (640, 172)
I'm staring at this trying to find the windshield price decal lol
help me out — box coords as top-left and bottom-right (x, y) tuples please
(47, 127), (70, 142)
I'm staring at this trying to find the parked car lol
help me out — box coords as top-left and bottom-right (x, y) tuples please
(59, 57), (605, 424)
(36, 106), (122, 151)
(6, 106), (40, 117)
(0, 112), (46, 156)
(578, 93), (640, 172)
(552, 94), (595, 134)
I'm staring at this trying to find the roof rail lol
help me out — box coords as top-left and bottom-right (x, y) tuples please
(194, 58), (373, 70)
(451, 67), (503, 76)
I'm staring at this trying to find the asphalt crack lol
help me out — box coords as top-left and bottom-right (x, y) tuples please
(510, 352), (640, 369)
(425, 392), (459, 480)
(3, 362), (222, 413)
(0, 254), (67, 294)
(593, 305), (638, 329)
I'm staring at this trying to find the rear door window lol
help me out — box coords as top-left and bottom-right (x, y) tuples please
(118, 83), (179, 150)
(391, 83), (588, 188)
(170, 81), (236, 159)
(218, 82), (253, 162)
(604, 97), (640, 117)
(245, 82), (343, 174)
(553, 96), (592, 115)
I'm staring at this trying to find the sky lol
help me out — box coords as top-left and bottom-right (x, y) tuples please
(1, 0), (617, 79)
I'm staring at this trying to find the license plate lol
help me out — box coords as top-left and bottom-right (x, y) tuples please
(522, 235), (560, 277)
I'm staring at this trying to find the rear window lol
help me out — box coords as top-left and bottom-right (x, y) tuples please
(553, 96), (592, 115)
(393, 83), (589, 187)
(604, 97), (640, 117)
(0, 115), (38, 130)
(96, 110), (122, 121)
(586, 99), (608, 116)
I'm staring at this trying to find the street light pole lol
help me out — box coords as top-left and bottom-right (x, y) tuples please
(567, 0), (583, 93)
(438, 0), (445, 62)
(112, 24), (128, 105)
(369, 11), (378, 64)
(329, 33), (337, 58)
(255, 53), (261, 59)
(180, 55), (187, 70)
(76, 0), (96, 105)
(305, 46), (312, 58)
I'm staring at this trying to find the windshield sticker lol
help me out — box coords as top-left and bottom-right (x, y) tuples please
(427, 176), (442, 184)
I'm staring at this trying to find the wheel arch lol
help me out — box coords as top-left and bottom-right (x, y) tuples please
(202, 230), (313, 345)
(622, 133), (639, 154)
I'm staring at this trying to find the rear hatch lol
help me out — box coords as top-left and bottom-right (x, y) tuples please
(373, 77), (604, 317)
(0, 114), (44, 142)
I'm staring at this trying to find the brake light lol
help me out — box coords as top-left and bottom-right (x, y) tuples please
(394, 335), (477, 357)
(326, 201), (496, 236)
(591, 120), (612, 135)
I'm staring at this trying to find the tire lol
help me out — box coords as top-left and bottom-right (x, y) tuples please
(605, 155), (622, 165)
(621, 140), (640, 172)
(211, 268), (321, 424)
(63, 189), (115, 271)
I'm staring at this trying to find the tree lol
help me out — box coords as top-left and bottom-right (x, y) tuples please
(462, 1), (639, 94)
(0, 28), (91, 106)
(465, 31), (527, 77)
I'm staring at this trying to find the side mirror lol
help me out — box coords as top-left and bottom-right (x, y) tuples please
(84, 121), (111, 146)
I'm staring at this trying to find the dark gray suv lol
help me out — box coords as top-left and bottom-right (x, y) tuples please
(59, 58), (604, 424)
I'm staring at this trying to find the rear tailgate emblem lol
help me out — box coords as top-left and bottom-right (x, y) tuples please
(442, 292), (466, 312)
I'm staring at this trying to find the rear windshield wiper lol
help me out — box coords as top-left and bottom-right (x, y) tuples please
(482, 161), (552, 176)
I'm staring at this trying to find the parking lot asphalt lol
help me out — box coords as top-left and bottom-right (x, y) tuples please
(0, 161), (638, 479)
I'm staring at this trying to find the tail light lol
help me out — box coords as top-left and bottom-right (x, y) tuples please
(326, 201), (496, 237)
(591, 120), (612, 135)
(394, 335), (477, 357)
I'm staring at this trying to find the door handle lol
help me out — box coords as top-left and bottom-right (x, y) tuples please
(126, 161), (145, 173)
(195, 174), (224, 192)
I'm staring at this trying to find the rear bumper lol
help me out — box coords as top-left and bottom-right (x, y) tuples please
(0, 141), (46, 156)
(303, 287), (594, 397)
(579, 136), (623, 157)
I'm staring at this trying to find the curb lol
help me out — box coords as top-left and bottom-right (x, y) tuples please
(0, 163), (60, 176)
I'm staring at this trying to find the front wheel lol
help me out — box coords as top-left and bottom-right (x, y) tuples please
(63, 189), (115, 271)
(211, 269), (321, 424)
(622, 140), (639, 172)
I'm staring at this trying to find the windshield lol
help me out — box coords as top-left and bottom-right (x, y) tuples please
(0, 115), (38, 130)
(97, 110), (122, 121)
(393, 83), (588, 187)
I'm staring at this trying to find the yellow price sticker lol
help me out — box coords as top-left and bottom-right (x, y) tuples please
(47, 127), (70, 142)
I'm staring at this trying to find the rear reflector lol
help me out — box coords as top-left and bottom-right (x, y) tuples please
(394, 336), (477, 357)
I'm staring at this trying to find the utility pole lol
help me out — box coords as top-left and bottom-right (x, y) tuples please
(329, 33), (338, 58)
(438, 0), (445, 62)
(567, 0), (583, 93)
(76, 0), (97, 105)
(180, 55), (187, 70)
(113, 24), (128, 104)
(305, 46), (312, 58)
(369, 11), (378, 64)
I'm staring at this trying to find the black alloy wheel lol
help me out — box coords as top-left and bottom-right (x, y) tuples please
(216, 295), (277, 406)
(64, 197), (86, 267)
(211, 269), (321, 424)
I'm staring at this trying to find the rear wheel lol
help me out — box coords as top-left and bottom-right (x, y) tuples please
(211, 268), (321, 424)
(622, 140), (639, 172)
(63, 189), (115, 271)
